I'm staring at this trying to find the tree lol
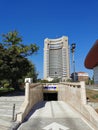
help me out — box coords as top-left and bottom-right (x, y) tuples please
(0, 31), (39, 90)
(26, 62), (38, 83)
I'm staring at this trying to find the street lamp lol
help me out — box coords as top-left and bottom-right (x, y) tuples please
(71, 43), (76, 81)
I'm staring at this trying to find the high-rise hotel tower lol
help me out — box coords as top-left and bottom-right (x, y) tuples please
(44, 36), (70, 81)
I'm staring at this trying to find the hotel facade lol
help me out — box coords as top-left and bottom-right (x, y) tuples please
(44, 36), (70, 81)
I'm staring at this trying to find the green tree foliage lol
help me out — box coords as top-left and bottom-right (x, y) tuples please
(26, 62), (38, 82)
(0, 31), (39, 89)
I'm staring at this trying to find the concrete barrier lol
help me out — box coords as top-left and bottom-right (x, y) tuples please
(16, 81), (98, 129)
(58, 81), (98, 129)
(16, 83), (43, 122)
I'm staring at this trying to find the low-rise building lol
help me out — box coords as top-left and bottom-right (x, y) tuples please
(76, 72), (89, 82)
(71, 72), (89, 82)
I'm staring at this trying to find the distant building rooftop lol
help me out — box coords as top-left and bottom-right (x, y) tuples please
(77, 72), (89, 77)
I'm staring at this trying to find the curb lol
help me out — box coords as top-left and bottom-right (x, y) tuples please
(9, 121), (21, 130)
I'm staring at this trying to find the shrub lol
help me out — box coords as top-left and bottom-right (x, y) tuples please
(1, 80), (10, 88)
(4, 83), (10, 88)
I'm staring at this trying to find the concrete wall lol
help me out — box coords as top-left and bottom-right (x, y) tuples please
(16, 83), (43, 122)
(16, 81), (98, 129)
(58, 81), (98, 129)
(58, 81), (86, 105)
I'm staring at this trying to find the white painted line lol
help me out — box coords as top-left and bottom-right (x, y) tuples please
(43, 122), (69, 130)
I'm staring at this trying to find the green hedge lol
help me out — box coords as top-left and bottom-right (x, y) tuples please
(0, 87), (14, 94)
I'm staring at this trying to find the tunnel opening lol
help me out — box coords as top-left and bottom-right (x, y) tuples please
(43, 92), (58, 101)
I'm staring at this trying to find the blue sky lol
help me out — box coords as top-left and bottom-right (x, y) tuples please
(0, 0), (98, 79)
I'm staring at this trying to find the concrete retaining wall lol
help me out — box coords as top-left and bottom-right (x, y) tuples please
(58, 81), (98, 129)
(58, 81), (86, 106)
(16, 81), (98, 129)
(16, 83), (43, 122)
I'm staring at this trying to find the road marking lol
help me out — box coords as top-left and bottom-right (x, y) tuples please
(43, 122), (69, 130)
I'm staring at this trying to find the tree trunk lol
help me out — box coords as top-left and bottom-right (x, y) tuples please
(12, 79), (20, 91)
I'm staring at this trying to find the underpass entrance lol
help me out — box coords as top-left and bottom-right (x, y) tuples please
(43, 84), (58, 101)
(43, 92), (58, 101)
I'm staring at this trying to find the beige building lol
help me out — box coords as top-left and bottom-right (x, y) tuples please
(76, 72), (89, 82)
(44, 36), (70, 81)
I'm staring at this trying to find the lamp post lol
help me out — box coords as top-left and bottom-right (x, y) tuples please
(71, 43), (76, 81)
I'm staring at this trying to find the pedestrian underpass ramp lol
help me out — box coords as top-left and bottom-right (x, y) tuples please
(16, 82), (98, 129)
(18, 101), (93, 130)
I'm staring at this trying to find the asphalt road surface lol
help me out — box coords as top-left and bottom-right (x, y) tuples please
(18, 101), (93, 130)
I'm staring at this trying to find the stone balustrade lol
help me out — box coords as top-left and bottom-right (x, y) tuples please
(16, 83), (43, 122)
(58, 81), (98, 129)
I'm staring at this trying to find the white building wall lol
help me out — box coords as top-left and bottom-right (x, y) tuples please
(49, 49), (62, 78)
(93, 66), (98, 84)
(44, 49), (49, 79)
(44, 36), (70, 81)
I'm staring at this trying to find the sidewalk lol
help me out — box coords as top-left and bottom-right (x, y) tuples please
(0, 92), (24, 130)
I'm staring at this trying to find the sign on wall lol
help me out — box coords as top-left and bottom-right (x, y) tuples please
(43, 85), (58, 92)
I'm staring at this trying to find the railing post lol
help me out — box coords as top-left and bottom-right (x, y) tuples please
(25, 82), (30, 102)
(80, 81), (86, 105)
(12, 104), (15, 121)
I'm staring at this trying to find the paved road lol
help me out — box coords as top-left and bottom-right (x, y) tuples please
(0, 94), (24, 130)
(18, 101), (93, 130)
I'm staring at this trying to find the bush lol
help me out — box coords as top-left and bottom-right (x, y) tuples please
(1, 80), (10, 88)
(4, 83), (10, 88)
(0, 87), (14, 94)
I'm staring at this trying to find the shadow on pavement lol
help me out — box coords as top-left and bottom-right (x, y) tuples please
(23, 101), (47, 122)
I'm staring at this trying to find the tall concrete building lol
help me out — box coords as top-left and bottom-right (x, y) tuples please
(44, 36), (70, 81)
